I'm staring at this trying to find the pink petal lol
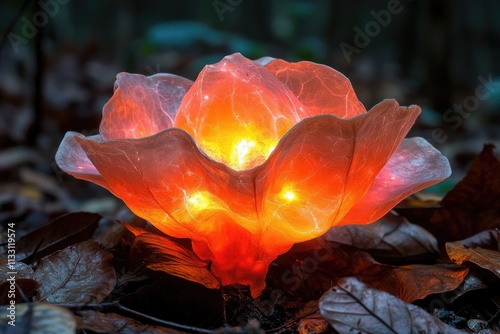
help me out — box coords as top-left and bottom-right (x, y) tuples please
(173, 53), (308, 170)
(256, 99), (421, 243)
(265, 59), (366, 118)
(55, 132), (109, 189)
(338, 137), (452, 225)
(100, 73), (192, 140)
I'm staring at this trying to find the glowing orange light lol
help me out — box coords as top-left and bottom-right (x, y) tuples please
(278, 185), (297, 202)
(56, 53), (452, 297)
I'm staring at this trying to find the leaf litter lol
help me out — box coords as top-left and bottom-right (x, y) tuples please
(0, 145), (499, 332)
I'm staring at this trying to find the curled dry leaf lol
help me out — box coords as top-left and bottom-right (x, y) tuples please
(456, 229), (500, 250)
(0, 258), (33, 280)
(130, 231), (221, 289)
(440, 271), (488, 303)
(271, 242), (468, 303)
(327, 211), (439, 262)
(76, 310), (182, 334)
(16, 212), (101, 262)
(0, 303), (76, 334)
(294, 303), (329, 334)
(446, 242), (500, 278)
(423, 145), (500, 243)
(297, 312), (329, 334)
(319, 277), (464, 334)
(33, 240), (116, 303)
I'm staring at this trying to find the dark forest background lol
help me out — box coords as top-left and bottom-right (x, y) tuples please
(1, 0), (500, 195)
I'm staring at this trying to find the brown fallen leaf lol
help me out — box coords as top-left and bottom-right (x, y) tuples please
(0, 258), (33, 280)
(0, 278), (39, 304)
(439, 271), (488, 303)
(446, 242), (500, 278)
(33, 240), (116, 303)
(319, 277), (464, 334)
(456, 229), (500, 250)
(327, 211), (439, 263)
(297, 311), (329, 334)
(381, 264), (469, 303)
(76, 310), (183, 333)
(0, 303), (76, 334)
(16, 212), (101, 262)
(270, 242), (467, 303)
(129, 231), (221, 290)
(290, 301), (329, 334)
(92, 217), (127, 249)
(411, 145), (500, 243)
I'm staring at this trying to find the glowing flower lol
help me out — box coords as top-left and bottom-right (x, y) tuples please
(56, 53), (451, 296)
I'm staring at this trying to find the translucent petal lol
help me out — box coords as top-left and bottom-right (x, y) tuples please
(173, 53), (307, 170)
(265, 59), (366, 118)
(256, 100), (421, 243)
(55, 132), (109, 189)
(100, 73), (192, 140)
(339, 137), (452, 225)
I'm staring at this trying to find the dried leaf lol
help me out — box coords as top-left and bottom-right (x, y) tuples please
(0, 278), (39, 304)
(297, 311), (329, 334)
(456, 229), (500, 250)
(0, 303), (76, 334)
(441, 271), (488, 303)
(292, 301), (329, 334)
(319, 277), (464, 334)
(33, 240), (116, 303)
(17, 212), (101, 262)
(0, 258), (33, 280)
(93, 217), (127, 249)
(415, 145), (500, 243)
(379, 264), (469, 303)
(130, 232), (220, 289)
(327, 211), (438, 262)
(446, 242), (500, 278)
(76, 310), (182, 333)
(271, 242), (467, 302)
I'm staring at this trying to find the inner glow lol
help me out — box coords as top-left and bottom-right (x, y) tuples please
(186, 191), (210, 212)
(234, 139), (256, 167)
(282, 191), (295, 201)
(279, 185), (298, 202)
(200, 132), (278, 171)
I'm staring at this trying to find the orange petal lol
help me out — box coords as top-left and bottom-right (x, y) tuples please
(55, 132), (109, 189)
(100, 73), (192, 140)
(173, 53), (307, 170)
(265, 59), (366, 118)
(339, 137), (452, 225)
(75, 129), (286, 297)
(75, 129), (258, 237)
(256, 99), (421, 243)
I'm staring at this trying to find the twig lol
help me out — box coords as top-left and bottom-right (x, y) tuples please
(56, 301), (215, 333)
